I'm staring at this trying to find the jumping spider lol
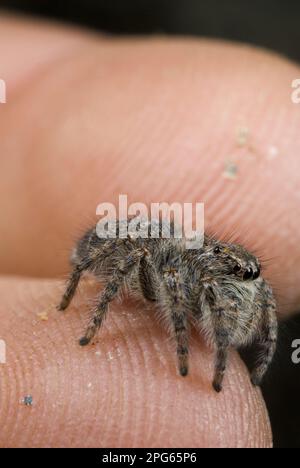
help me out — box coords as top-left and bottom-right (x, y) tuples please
(58, 220), (277, 392)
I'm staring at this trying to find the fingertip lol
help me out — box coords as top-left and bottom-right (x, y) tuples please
(0, 277), (272, 448)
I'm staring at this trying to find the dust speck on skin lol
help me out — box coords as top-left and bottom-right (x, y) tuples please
(223, 161), (238, 180)
(95, 351), (101, 356)
(87, 382), (92, 389)
(236, 126), (250, 147)
(107, 351), (114, 361)
(21, 395), (33, 406)
(266, 145), (279, 160)
(37, 311), (49, 321)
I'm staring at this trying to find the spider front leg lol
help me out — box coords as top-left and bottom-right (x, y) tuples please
(163, 268), (190, 377)
(202, 283), (238, 392)
(79, 247), (148, 346)
(213, 329), (230, 393)
(250, 289), (277, 386)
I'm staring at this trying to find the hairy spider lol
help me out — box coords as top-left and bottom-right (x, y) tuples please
(58, 220), (277, 392)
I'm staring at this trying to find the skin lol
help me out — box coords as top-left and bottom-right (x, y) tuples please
(0, 13), (300, 448)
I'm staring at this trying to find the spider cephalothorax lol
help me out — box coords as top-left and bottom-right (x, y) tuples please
(58, 220), (277, 392)
(198, 237), (261, 280)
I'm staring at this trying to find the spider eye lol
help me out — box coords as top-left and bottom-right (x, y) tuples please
(213, 246), (221, 254)
(243, 268), (253, 280)
(233, 264), (241, 273)
(253, 267), (260, 279)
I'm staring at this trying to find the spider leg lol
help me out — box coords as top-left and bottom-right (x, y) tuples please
(57, 257), (94, 311)
(58, 268), (82, 311)
(138, 252), (160, 301)
(202, 283), (237, 392)
(213, 329), (230, 393)
(163, 269), (189, 377)
(251, 290), (277, 386)
(79, 247), (147, 346)
(58, 236), (135, 312)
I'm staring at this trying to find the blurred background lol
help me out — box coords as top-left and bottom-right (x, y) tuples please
(1, 0), (300, 62)
(1, 0), (299, 448)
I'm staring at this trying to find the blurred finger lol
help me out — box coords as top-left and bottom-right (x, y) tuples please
(0, 17), (299, 317)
